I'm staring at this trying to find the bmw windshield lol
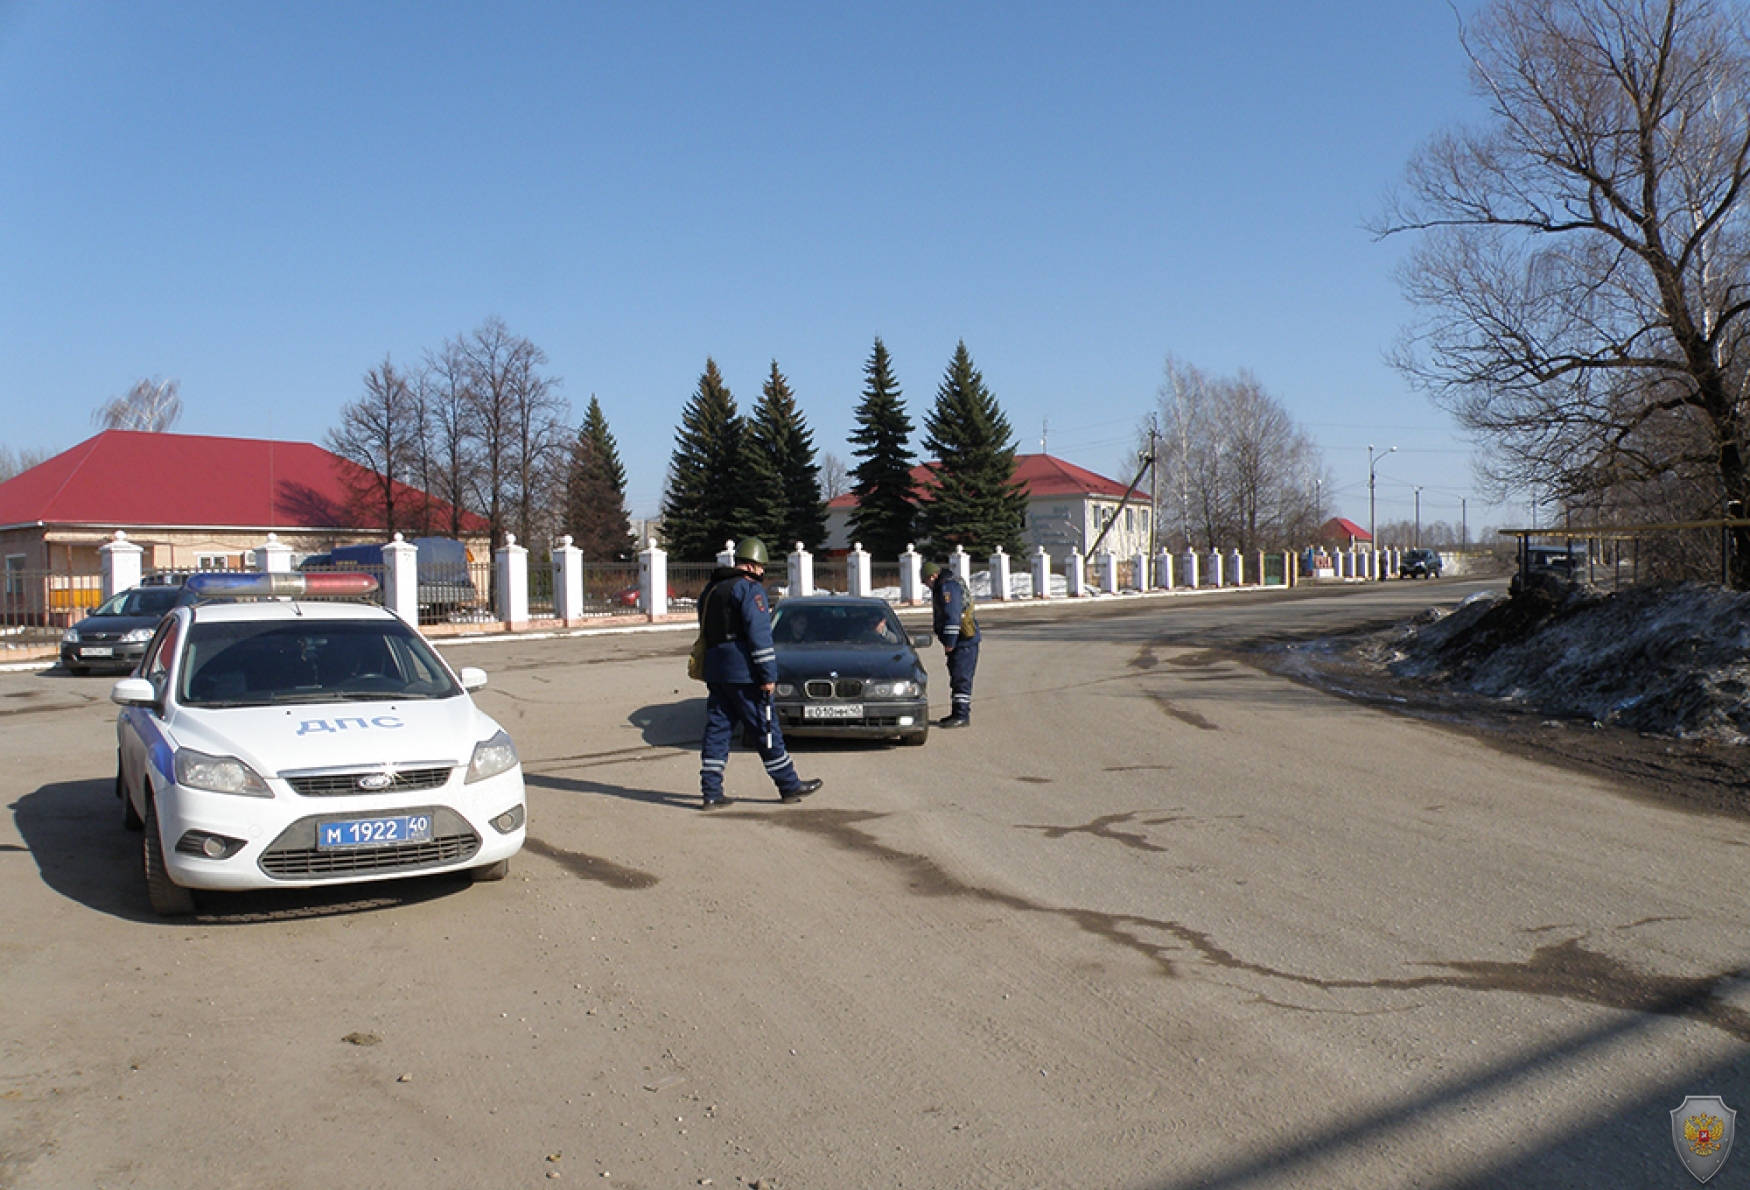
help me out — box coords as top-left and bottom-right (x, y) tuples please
(178, 619), (462, 707)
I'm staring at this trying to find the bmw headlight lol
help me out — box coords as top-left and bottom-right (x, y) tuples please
(175, 749), (272, 797)
(774, 682), (797, 697)
(869, 680), (921, 698)
(467, 729), (519, 784)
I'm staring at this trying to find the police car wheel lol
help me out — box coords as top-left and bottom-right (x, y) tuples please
(143, 797), (196, 917)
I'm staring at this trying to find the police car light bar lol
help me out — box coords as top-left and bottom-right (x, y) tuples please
(185, 572), (380, 598)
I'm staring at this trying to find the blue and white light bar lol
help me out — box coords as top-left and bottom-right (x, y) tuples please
(186, 572), (380, 599)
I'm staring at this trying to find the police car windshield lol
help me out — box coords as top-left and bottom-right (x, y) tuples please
(177, 619), (462, 707)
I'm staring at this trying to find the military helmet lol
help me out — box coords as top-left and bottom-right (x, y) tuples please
(734, 537), (769, 566)
(920, 561), (942, 580)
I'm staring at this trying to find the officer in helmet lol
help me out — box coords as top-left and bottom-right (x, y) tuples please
(922, 559), (980, 728)
(695, 537), (823, 810)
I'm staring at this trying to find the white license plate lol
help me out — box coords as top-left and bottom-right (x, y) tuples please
(81, 646), (114, 657)
(317, 814), (434, 850)
(803, 704), (864, 720)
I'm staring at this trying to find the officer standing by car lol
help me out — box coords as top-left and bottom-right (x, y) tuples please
(923, 560), (980, 728)
(696, 538), (824, 810)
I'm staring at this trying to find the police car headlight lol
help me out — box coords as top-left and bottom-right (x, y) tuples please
(175, 749), (272, 797)
(121, 627), (156, 643)
(467, 729), (519, 784)
(62, 628), (80, 643)
(774, 682), (797, 697)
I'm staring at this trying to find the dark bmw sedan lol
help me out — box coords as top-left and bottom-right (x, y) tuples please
(60, 584), (195, 675)
(769, 596), (931, 746)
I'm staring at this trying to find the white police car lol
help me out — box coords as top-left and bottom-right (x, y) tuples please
(111, 572), (525, 915)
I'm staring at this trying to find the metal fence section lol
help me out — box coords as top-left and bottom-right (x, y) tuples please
(1498, 519), (1750, 592)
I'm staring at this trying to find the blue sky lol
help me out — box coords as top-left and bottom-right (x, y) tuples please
(0, 1), (1507, 537)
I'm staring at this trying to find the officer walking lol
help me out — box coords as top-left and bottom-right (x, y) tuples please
(923, 560), (980, 728)
(696, 538), (823, 810)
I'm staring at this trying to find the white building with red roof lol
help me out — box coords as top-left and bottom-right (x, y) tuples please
(825, 453), (1152, 559)
(0, 430), (486, 613)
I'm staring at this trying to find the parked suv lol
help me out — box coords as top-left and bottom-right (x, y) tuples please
(1399, 548), (1443, 579)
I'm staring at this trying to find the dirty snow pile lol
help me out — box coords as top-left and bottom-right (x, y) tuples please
(1368, 581), (1750, 743)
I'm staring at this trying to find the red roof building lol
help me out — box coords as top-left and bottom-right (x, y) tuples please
(0, 431), (485, 598)
(824, 452), (1152, 557)
(1319, 517), (1373, 549)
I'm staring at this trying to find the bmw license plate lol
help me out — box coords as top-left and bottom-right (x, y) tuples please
(317, 814), (434, 849)
(804, 704), (864, 720)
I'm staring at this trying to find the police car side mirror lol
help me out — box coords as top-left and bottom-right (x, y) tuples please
(110, 678), (158, 708)
(458, 667), (489, 692)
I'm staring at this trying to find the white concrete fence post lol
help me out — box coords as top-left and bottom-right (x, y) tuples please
(1182, 550), (1199, 589)
(787, 542), (815, 598)
(553, 535), (585, 624)
(899, 544), (923, 605)
(1230, 549), (1244, 586)
(950, 545), (972, 586)
(717, 540), (737, 568)
(1067, 550), (1086, 597)
(989, 547), (1011, 601)
(496, 534), (529, 628)
(254, 532), (294, 574)
(100, 531), (143, 599)
(1156, 549), (1175, 590)
(1098, 551), (1119, 595)
(1208, 550), (1224, 588)
(1132, 551), (1149, 591)
(848, 542), (872, 597)
(383, 533), (419, 623)
(1031, 546), (1053, 599)
(638, 538), (668, 619)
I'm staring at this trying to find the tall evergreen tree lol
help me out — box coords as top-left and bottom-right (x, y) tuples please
(662, 359), (748, 561)
(743, 361), (828, 552)
(921, 341), (1027, 555)
(564, 396), (636, 561)
(847, 337), (918, 557)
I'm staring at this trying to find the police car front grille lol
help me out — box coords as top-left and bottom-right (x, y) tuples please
(804, 679), (865, 699)
(285, 767), (455, 797)
(259, 832), (480, 878)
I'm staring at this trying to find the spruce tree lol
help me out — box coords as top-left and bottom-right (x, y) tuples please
(847, 337), (918, 557)
(744, 361), (828, 552)
(662, 359), (748, 561)
(921, 341), (1027, 556)
(564, 396), (635, 561)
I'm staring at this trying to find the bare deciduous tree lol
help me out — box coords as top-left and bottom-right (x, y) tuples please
(327, 357), (418, 533)
(819, 452), (849, 500)
(1149, 357), (1324, 552)
(459, 317), (568, 549)
(0, 445), (53, 483)
(1378, 0), (1750, 582)
(94, 378), (182, 432)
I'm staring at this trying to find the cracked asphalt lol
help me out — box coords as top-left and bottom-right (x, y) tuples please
(2, 578), (1746, 1189)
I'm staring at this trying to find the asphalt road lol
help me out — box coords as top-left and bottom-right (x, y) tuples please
(2, 579), (1747, 1189)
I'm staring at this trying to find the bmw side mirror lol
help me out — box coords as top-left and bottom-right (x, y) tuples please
(459, 666), (488, 692)
(910, 632), (933, 647)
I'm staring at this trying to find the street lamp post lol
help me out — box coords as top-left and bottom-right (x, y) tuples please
(1414, 486), (1423, 548)
(1368, 445), (1396, 581)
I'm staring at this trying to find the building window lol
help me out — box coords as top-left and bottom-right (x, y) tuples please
(1125, 508), (1134, 533)
(4, 555), (23, 596)
(196, 553), (229, 571)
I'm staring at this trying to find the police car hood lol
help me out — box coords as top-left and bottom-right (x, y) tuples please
(169, 696), (498, 775)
